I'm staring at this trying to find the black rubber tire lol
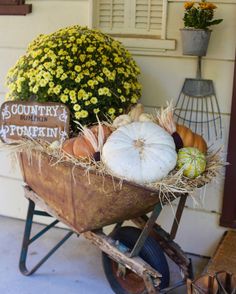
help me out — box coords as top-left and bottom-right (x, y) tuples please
(102, 226), (170, 294)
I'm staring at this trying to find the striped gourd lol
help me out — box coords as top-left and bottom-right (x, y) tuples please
(177, 147), (206, 179)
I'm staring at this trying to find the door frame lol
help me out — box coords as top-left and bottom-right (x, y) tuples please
(220, 52), (236, 228)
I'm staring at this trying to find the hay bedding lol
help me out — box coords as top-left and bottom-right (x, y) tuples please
(3, 138), (225, 205)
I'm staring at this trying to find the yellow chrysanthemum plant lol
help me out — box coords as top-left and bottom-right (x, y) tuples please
(6, 26), (142, 133)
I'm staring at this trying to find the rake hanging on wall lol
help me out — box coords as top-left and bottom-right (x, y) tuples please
(174, 56), (222, 141)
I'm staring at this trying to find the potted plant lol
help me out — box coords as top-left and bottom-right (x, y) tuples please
(180, 0), (223, 56)
(5, 26), (142, 134)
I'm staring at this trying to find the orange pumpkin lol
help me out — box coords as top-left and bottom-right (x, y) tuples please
(62, 136), (95, 159)
(89, 124), (112, 142)
(73, 136), (95, 159)
(176, 124), (207, 154)
(62, 124), (111, 159)
(62, 137), (76, 156)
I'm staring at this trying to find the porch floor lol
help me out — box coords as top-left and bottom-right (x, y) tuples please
(0, 215), (208, 294)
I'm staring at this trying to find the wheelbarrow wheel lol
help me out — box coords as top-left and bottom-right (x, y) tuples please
(102, 226), (170, 294)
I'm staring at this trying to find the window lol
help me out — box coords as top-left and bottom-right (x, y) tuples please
(0, 0), (32, 15)
(90, 0), (175, 54)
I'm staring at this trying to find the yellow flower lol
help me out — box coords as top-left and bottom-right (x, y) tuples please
(60, 94), (69, 103)
(53, 85), (62, 95)
(120, 95), (126, 102)
(90, 97), (98, 104)
(87, 79), (95, 87)
(93, 108), (100, 114)
(75, 65), (81, 72)
(80, 110), (88, 118)
(69, 90), (76, 99)
(117, 67), (124, 74)
(96, 76), (104, 83)
(83, 92), (89, 100)
(39, 79), (48, 87)
(32, 60), (39, 68)
(75, 76), (81, 83)
(73, 104), (81, 111)
(98, 87), (111, 96)
(9, 83), (16, 91)
(32, 85), (39, 94)
(131, 96), (138, 104)
(43, 72), (52, 81)
(78, 89), (86, 100)
(71, 98), (77, 104)
(114, 56), (122, 64)
(80, 54), (86, 62)
(108, 108), (116, 115)
(75, 111), (81, 119)
(124, 82), (131, 89)
(72, 46), (77, 54)
(83, 69), (90, 76)
(87, 46), (95, 53)
(60, 73), (68, 80)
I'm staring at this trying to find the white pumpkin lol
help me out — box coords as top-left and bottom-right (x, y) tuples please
(102, 122), (177, 184)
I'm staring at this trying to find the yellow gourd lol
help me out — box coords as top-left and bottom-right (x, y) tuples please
(176, 124), (207, 154)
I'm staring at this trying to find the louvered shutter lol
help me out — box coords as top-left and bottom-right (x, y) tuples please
(93, 0), (167, 38)
(95, 0), (126, 34)
(134, 0), (164, 36)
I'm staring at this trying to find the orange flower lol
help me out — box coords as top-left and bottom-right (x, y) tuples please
(183, 0), (223, 29)
(198, 2), (208, 9)
(199, 1), (217, 10)
(207, 3), (217, 9)
(184, 1), (195, 9)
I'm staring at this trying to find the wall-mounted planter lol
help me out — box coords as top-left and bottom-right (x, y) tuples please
(0, 0), (32, 15)
(180, 28), (211, 56)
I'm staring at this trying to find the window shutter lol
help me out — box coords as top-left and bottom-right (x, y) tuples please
(96, 0), (125, 33)
(93, 0), (167, 38)
(134, 0), (164, 36)
(90, 0), (175, 55)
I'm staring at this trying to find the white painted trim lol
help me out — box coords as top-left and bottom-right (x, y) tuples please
(88, 0), (94, 29)
(161, 0), (168, 39)
(116, 37), (176, 54)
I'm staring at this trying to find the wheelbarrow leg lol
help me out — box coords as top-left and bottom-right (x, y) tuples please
(129, 203), (162, 258)
(19, 198), (74, 276)
(170, 194), (187, 240)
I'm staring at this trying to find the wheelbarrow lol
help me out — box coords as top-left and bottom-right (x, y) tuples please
(18, 149), (193, 294)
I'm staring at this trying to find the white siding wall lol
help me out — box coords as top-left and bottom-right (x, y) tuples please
(0, 0), (235, 255)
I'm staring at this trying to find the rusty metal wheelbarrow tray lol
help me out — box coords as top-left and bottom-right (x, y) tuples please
(19, 149), (174, 233)
(18, 149), (191, 293)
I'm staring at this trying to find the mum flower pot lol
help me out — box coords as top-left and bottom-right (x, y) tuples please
(180, 28), (211, 56)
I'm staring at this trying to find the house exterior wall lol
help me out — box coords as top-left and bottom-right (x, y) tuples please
(0, 0), (235, 255)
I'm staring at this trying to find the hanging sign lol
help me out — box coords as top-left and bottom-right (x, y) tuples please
(0, 101), (70, 143)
